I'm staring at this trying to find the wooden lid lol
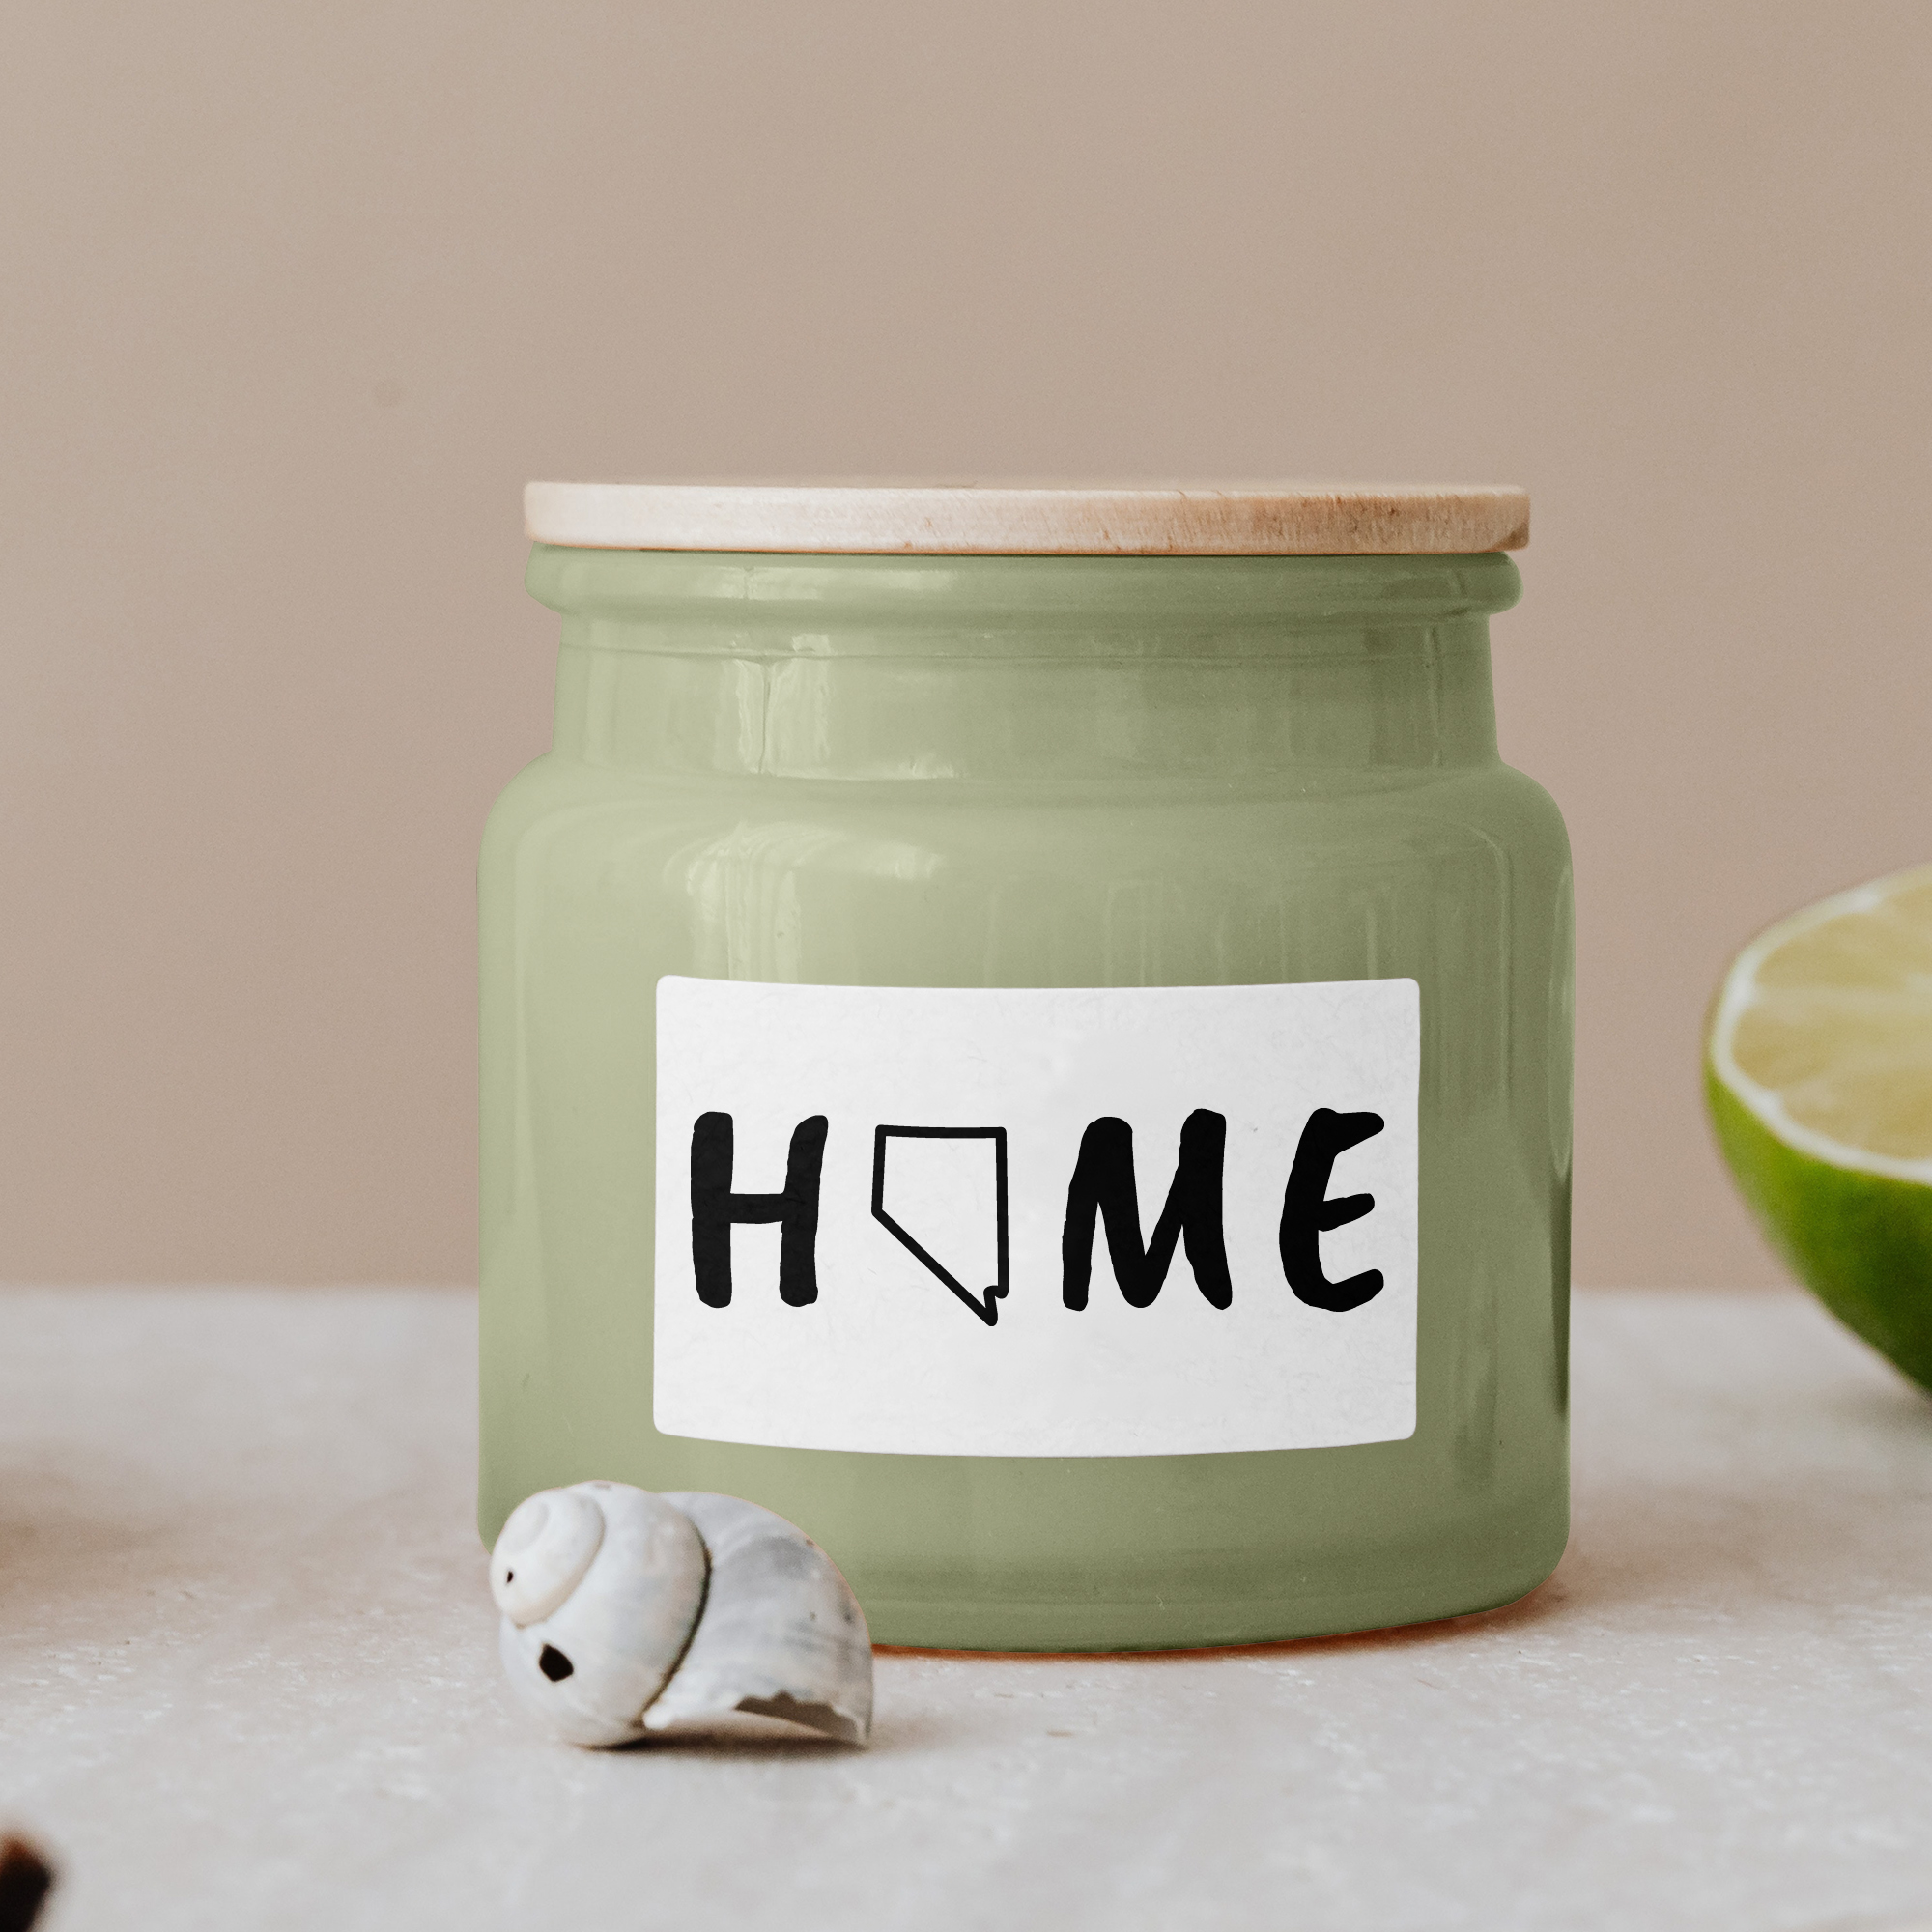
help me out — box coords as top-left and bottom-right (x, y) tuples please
(525, 481), (1529, 555)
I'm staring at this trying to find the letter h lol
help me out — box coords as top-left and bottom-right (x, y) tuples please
(690, 1112), (828, 1308)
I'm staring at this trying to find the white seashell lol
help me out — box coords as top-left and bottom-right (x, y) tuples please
(495, 1482), (707, 1747)
(491, 1486), (604, 1625)
(646, 1492), (873, 1746)
(490, 1482), (872, 1748)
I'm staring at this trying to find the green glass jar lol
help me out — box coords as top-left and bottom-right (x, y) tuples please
(481, 484), (1572, 1652)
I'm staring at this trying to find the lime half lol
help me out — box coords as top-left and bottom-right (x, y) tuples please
(1706, 862), (1932, 1390)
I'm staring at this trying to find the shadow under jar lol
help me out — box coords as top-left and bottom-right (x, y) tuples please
(480, 483), (1572, 1651)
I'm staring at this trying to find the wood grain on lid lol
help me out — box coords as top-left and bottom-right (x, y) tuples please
(525, 482), (1529, 555)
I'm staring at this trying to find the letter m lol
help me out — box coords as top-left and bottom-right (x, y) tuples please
(1061, 1110), (1233, 1310)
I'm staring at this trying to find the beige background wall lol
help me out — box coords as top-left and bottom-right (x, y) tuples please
(2, 2), (1927, 1286)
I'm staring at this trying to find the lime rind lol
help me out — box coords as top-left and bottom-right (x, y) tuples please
(1707, 1070), (1932, 1391)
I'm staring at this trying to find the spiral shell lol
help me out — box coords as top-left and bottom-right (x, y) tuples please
(494, 1482), (707, 1747)
(491, 1485), (604, 1624)
(491, 1482), (871, 1748)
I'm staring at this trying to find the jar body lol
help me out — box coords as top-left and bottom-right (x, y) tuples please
(480, 549), (1573, 1650)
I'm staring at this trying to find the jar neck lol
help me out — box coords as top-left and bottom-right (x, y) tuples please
(532, 549), (1516, 783)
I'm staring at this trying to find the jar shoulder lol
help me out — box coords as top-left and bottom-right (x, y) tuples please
(1456, 759), (1573, 871)
(480, 753), (595, 866)
(483, 754), (1570, 880)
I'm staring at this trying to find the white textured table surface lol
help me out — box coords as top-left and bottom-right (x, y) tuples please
(2, 1288), (1930, 1931)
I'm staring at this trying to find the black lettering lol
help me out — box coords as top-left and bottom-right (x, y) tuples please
(1062, 1110), (1232, 1310)
(690, 1111), (828, 1308)
(1279, 1107), (1385, 1311)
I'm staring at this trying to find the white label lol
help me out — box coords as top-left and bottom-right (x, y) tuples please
(653, 978), (1418, 1457)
